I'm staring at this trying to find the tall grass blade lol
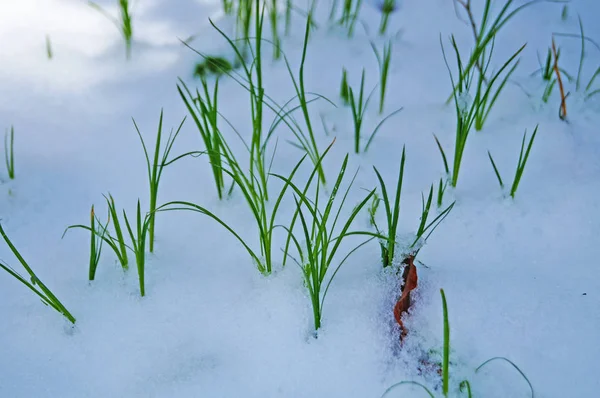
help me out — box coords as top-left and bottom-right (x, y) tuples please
(0, 223), (76, 324)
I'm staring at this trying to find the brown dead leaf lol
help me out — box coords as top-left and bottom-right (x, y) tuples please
(394, 255), (418, 341)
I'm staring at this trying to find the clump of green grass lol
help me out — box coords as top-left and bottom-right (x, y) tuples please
(371, 39), (393, 114)
(133, 110), (197, 253)
(89, 0), (134, 59)
(0, 223), (76, 324)
(537, 46), (560, 103)
(159, 141), (329, 276)
(123, 200), (151, 297)
(185, 8), (333, 190)
(488, 125), (538, 198)
(439, 35), (478, 188)
(193, 56), (233, 79)
(379, 0), (396, 35)
(449, 0), (541, 130)
(4, 125), (15, 179)
(63, 205), (110, 281)
(531, 45), (573, 104)
(371, 147), (454, 267)
(210, 1), (272, 198)
(381, 289), (534, 397)
(277, 152), (378, 332)
(348, 70), (403, 153)
(63, 195), (130, 276)
(178, 77), (226, 200)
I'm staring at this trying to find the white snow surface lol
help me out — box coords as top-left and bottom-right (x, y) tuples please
(1, 0), (600, 397)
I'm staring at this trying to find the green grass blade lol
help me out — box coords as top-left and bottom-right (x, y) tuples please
(487, 151), (504, 188)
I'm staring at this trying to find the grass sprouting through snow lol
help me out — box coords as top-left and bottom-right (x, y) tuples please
(441, 288), (450, 396)
(371, 147), (406, 267)
(178, 77), (225, 199)
(349, 69), (368, 153)
(380, 289), (452, 397)
(487, 125), (538, 198)
(0, 223), (76, 324)
(348, 70), (403, 153)
(276, 153), (378, 332)
(371, 147), (454, 266)
(411, 185), (455, 255)
(123, 200), (151, 297)
(88, 0), (133, 59)
(382, 288), (533, 396)
(449, 0), (547, 100)
(158, 141), (334, 275)
(62, 205), (111, 281)
(88, 206), (107, 280)
(208, 1), (271, 199)
(441, 35), (478, 188)
(184, 10), (331, 194)
(63, 196), (130, 274)
(448, 0), (558, 130)
(4, 125), (15, 179)
(371, 39), (393, 114)
(159, 148), (312, 275)
(437, 177), (448, 208)
(473, 43), (525, 131)
(133, 110), (196, 253)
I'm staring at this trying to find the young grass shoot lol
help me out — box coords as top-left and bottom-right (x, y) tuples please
(348, 70), (403, 153)
(487, 125), (538, 198)
(371, 147), (454, 267)
(371, 39), (393, 114)
(159, 146), (321, 276)
(133, 110), (196, 253)
(123, 200), (151, 297)
(440, 35), (478, 188)
(63, 205), (110, 281)
(276, 153), (378, 332)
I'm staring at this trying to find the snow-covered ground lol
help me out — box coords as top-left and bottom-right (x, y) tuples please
(1, 0), (599, 396)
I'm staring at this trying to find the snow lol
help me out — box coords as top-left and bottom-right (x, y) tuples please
(1, 0), (600, 396)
